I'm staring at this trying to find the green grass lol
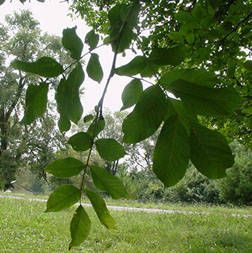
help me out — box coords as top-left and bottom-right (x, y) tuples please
(0, 198), (252, 252)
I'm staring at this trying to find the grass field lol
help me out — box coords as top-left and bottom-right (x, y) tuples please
(0, 198), (251, 253)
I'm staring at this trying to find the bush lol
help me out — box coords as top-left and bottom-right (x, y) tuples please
(163, 166), (221, 204)
(218, 142), (252, 205)
(118, 141), (252, 205)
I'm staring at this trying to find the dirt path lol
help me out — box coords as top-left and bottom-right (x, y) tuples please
(0, 194), (251, 218)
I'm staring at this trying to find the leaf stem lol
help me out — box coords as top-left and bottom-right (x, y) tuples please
(63, 43), (106, 73)
(128, 76), (156, 86)
(78, 2), (137, 201)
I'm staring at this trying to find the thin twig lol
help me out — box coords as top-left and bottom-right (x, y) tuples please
(63, 43), (106, 73)
(78, 3), (137, 200)
(219, 11), (252, 44)
(128, 75), (155, 86)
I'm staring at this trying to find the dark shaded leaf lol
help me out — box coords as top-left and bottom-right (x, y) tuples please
(45, 157), (84, 178)
(165, 79), (241, 116)
(108, 3), (140, 52)
(83, 114), (94, 123)
(149, 46), (185, 66)
(121, 79), (143, 110)
(22, 83), (48, 124)
(95, 138), (125, 161)
(56, 63), (84, 131)
(86, 189), (116, 229)
(169, 98), (197, 134)
(56, 78), (71, 132)
(68, 132), (93, 152)
(244, 60), (252, 71)
(190, 123), (234, 178)
(122, 86), (168, 143)
(85, 30), (99, 50)
(62, 27), (83, 60)
(90, 166), (128, 199)
(159, 68), (217, 87)
(69, 205), (91, 249)
(153, 115), (190, 187)
(87, 53), (103, 83)
(114, 56), (157, 77)
(11, 57), (63, 77)
(46, 185), (80, 212)
(65, 63), (84, 123)
(87, 117), (105, 138)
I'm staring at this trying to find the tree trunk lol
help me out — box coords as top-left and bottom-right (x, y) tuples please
(0, 107), (8, 155)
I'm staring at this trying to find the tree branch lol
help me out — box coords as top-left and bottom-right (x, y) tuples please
(5, 75), (25, 121)
(219, 11), (252, 44)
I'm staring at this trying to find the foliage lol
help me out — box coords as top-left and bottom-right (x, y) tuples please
(1, 0), (252, 249)
(218, 142), (252, 205)
(72, 0), (252, 148)
(118, 141), (252, 206)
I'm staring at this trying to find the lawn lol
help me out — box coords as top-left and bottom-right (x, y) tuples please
(0, 198), (251, 253)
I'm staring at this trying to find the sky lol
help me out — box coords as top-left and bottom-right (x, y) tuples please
(0, 0), (144, 113)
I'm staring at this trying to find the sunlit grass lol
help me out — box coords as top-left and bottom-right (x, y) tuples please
(0, 198), (251, 252)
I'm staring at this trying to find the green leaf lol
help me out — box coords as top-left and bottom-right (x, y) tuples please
(169, 98), (196, 134)
(68, 132), (93, 152)
(56, 63), (84, 131)
(90, 166), (128, 199)
(121, 79), (143, 110)
(185, 33), (195, 44)
(56, 78), (70, 132)
(108, 3), (140, 52)
(65, 63), (84, 123)
(0, 0), (5, 5)
(165, 79), (241, 116)
(114, 56), (157, 77)
(85, 189), (116, 229)
(95, 138), (125, 161)
(153, 115), (190, 187)
(159, 68), (217, 87)
(122, 86), (168, 143)
(149, 46), (185, 66)
(46, 185), (81, 212)
(244, 60), (252, 71)
(45, 157), (84, 178)
(190, 123), (234, 179)
(11, 57), (63, 77)
(22, 83), (48, 124)
(87, 117), (105, 138)
(86, 53), (103, 83)
(62, 27), (83, 60)
(168, 32), (184, 43)
(69, 205), (91, 249)
(85, 30), (99, 50)
(83, 114), (94, 123)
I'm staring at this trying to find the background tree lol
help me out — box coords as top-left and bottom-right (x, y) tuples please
(0, 11), (66, 189)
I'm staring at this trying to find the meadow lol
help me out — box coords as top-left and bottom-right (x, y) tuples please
(0, 197), (252, 253)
